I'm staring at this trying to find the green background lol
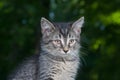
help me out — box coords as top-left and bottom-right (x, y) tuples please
(0, 0), (120, 80)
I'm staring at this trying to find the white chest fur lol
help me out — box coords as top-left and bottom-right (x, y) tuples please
(56, 61), (79, 80)
(39, 55), (79, 80)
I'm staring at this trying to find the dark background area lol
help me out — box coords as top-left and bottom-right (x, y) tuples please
(0, 0), (120, 80)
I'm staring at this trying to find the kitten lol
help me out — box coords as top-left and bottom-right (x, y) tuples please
(8, 17), (84, 80)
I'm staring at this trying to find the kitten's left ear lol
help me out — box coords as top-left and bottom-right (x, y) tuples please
(72, 17), (84, 35)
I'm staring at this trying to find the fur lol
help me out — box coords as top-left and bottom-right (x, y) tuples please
(8, 17), (84, 80)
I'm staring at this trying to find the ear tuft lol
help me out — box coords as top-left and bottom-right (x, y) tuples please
(72, 16), (84, 35)
(41, 17), (55, 36)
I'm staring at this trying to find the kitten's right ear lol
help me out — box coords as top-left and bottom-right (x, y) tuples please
(41, 17), (55, 36)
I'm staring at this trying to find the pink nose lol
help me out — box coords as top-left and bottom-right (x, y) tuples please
(63, 47), (69, 53)
(63, 50), (68, 53)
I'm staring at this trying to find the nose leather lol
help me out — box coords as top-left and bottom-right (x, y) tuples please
(63, 50), (68, 53)
(63, 47), (69, 53)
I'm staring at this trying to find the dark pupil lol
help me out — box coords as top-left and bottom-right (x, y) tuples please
(56, 40), (60, 43)
(71, 40), (74, 43)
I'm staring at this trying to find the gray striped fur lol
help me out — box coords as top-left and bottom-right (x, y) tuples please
(8, 17), (84, 80)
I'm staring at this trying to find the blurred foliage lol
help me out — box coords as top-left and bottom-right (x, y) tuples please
(0, 0), (120, 80)
(0, 0), (50, 79)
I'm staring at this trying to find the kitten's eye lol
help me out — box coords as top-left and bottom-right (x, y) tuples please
(69, 39), (75, 44)
(54, 40), (61, 44)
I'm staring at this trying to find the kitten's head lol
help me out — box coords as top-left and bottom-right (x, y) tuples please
(40, 17), (84, 58)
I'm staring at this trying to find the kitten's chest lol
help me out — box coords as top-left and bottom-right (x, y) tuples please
(59, 60), (79, 73)
(54, 60), (79, 80)
(39, 56), (79, 80)
(59, 61), (77, 71)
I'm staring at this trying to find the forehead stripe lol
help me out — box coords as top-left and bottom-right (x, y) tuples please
(54, 23), (71, 38)
(59, 28), (69, 38)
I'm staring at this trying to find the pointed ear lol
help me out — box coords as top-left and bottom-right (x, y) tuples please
(72, 17), (84, 35)
(41, 17), (55, 36)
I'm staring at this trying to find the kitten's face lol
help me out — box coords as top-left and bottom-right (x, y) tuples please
(41, 17), (84, 57)
(51, 30), (78, 55)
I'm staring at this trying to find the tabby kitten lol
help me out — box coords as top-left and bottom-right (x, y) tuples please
(8, 17), (84, 80)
